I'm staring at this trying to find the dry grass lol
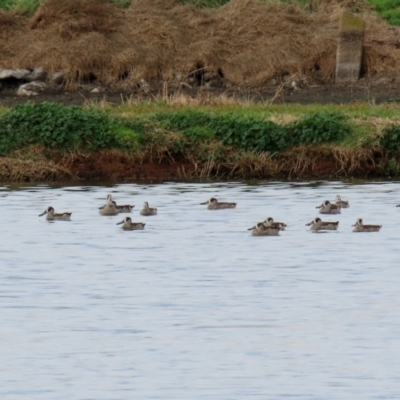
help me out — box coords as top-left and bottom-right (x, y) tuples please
(1, 0), (399, 88)
(0, 140), (390, 182)
(0, 156), (75, 181)
(174, 143), (385, 180)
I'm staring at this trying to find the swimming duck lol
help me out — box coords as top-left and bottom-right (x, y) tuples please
(99, 195), (120, 216)
(335, 195), (349, 208)
(352, 218), (382, 232)
(248, 222), (280, 236)
(263, 217), (287, 231)
(116, 216), (146, 230)
(39, 206), (72, 221)
(140, 201), (157, 216)
(99, 194), (133, 214)
(316, 200), (341, 214)
(306, 217), (339, 232)
(200, 197), (237, 210)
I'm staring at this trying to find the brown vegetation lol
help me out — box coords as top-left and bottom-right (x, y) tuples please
(1, 0), (400, 90)
(0, 143), (388, 183)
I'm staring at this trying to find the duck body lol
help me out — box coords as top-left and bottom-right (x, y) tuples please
(99, 194), (133, 215)
(99, 195), (120, 216)
(140, 201), (157, 216)
(39, 206), (72, 221)
(201, 197), (236, 210)
(316, 200), (341, 214)
(263, 217), (287, 231)
(99, 202), (119, 216)
(335, 195), (349, 208)
(352, 218), (381, 232)
(248, 222), (280, 236)
(115, 204), (134, 213)
(116, 216), (146, 230)
(306, 217), (339, 232)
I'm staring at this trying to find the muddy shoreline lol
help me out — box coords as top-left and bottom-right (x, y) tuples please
(1, 79), (400, 108)
(0, 143), (387, 184)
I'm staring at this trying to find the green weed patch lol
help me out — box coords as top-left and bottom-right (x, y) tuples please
(287, 112), (351, 145)
(0, 102), (124, 155)
(380, 124), (400, 154)
(0, 103), (356, 157)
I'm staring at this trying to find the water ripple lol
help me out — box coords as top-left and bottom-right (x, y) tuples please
(0, 181), (399, 399)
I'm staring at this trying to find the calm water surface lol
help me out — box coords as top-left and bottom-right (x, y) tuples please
(1, 181), (400, 399)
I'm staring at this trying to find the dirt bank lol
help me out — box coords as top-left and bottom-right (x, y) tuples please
(0, 143), (387, 183)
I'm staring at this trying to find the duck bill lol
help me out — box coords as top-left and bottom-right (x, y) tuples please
(116, 220), (124, 225)
(200, 201), (209, 205)
(315, 205), (322, 209)
(38, 210), (47, 217)
(247, 226), (255, 230)
(305, 221), (313, 226)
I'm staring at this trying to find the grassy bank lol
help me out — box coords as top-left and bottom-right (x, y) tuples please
(0, 100), (400, 182)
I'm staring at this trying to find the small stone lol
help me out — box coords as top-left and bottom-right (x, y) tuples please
(25, 67), (47, 82)
(17, 81), (46, 96)
(138, 78), (150, 92)
(0, 69), (30, 80)
(91, 87), (100, 93)
(203, 72), (216, 82)
(173, 72), (183, 82)
(51, 71), (65, 85)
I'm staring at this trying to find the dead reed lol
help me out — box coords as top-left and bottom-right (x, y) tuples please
(0, 140), (393, 182)
(1, 0), (399, 89)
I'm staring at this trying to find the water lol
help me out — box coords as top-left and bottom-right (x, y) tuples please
(1, 180), (400, 399)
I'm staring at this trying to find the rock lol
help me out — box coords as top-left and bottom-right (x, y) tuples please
(17, 81), (46, 96)
(138, 78), (150, 92)
(25, 67), (47, 82)
(91, 87), (101, 93)
(0, 69), (30, 80)
(51, 71), (65, 85)
(173, 72), (183, 82)
(202, 72), (215, 82)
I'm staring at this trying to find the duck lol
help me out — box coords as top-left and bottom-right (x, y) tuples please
(116, 216), (146, 230)
(306, 217), (339, 232)
(335, 195), (349, 208)
(99, 199), (119, 215)
(99, 194), (134, 214)
(248, 222), (280, 236)
(316, 200), (341, 214)
(263, 217), (287, 230)
(140, 201), (157, 216)
(39, 206), (72, 221)
(352, 218), (382, 232)
(200, 197), (236, 210)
